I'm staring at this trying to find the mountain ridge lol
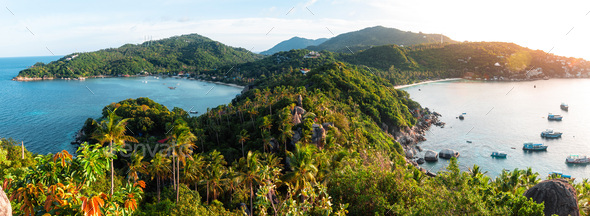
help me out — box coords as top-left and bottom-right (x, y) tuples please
(260, 37), (328, 55)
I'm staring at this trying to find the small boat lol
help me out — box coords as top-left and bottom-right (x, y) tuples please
(466, 140), (472, 143)
(548, 113), (563, 121)
(189, 111), (199, 114)
(458, 115), (464, 120)
(168, 86), (176, 90)
(560, 103), (569, 111)
(566, 155), (590, 164)
(522, 142), (548, 151)
(541, 129), (563, 138)
(549, 171), (572, 179)
(491, 151), (507, 158)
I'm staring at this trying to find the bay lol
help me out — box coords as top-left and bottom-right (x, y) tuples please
(402, 79), (590, 179)
(0, 56), (242, 154)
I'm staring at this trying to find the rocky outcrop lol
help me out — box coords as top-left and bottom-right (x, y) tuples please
(0, 186), (11, 216)
(524, 179), (579, 216)
(424, 150), (438, 161)
(12, 76), (48, 81)
(439, 149), (460, 159)
(291, 106), (306, 125)
(311, 124), (326, 147)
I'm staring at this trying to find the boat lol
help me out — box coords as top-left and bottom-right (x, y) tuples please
(566, 155), (590, 164)
(540, 129), (563, 138)
(189, 111), (199, 114)
(549, 171), (572, 179)
(547, 113), (563, 121)
(560, 103), (569, 111)
(458, 115), (464, 120)
(522, 142), (547, 151)
(491, 151), (507, 158)
(466, 140), (472, 143)
(168, 86), (176, 90)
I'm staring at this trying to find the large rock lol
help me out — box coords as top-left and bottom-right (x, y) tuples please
(524, 179), (579, 216)
(424, 150), (438, 161)
(0, 186), (11, 216)
(291, 106), (306, 125)
(439, 149), (459, 159)
(311, 124), (326, 147)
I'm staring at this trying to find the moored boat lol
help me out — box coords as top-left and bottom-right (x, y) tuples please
(522, 142), (547, 151)
(566, 155), (590, 164)
(491, 151), (507, 158)
(540, 129), (563, 138)
(548, 113), (563, 121)
(549, 171), (572, 179)
(189, 110), (199, 114)
(560, 103), (569, 111)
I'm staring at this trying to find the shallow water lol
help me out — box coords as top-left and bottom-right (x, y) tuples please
(402, 79), (590, 179)
(0, 56), (241, 154)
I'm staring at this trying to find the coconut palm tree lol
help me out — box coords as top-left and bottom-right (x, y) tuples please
(183, 153), (204, 193)
(127, 151), (148, 184)
(148, 152), (171, 202)
(204, 150), (227, 204)
(167, 120), (197, 203)
(236, 151), (262, 214)
(237, 129), (250, 158)
(282, 143), (318, 195)
(92, 108), (138, 196)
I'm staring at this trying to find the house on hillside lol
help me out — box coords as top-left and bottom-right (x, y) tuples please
(304, 51), (321, 59)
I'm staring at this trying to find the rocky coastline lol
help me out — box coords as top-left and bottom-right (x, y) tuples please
(393, 107), (444, 177)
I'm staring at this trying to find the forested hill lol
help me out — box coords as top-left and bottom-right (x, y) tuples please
(15, 34), (262, 80)
(307, 26), (455, 53)
(260, 37), (328, 55)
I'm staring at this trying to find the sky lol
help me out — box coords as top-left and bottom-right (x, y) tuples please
(2, 0), (590, 59)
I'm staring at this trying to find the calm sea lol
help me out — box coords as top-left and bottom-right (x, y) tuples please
(0, 56), (242, 154)
(402, 79), (590, 179)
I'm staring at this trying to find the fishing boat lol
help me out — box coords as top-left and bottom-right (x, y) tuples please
(549, 171), (572, 179)
(189, 111), (199, 114)
(168, 86), (177, 90)
(491, 151), (507, 158)
(466, 140), (472, 143)
(522, 142), (548, 151)
(566, 155), (590, 164)
(547, 113), (563, 121)
(560, 103), (569, 111)
(540, 129), (563, 138)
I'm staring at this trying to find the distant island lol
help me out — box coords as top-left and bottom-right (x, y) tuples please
(14, 26), (590, 86)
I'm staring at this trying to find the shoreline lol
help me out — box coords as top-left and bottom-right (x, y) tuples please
(13, 75), (246, 89)
(394, 78), (462, 89)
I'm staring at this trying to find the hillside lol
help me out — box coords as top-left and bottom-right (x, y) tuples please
(2, 61), (553, 215)
(307, 26), (455, 53)
(14, 34), (262, 80)
(260, 37), (328, 55)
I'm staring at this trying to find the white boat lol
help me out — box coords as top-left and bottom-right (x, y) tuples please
(566, 155), (590, 164)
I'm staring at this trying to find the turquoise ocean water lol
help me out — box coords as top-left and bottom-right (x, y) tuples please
(402, 79), (590, 179)
(0, 56), (241, 154)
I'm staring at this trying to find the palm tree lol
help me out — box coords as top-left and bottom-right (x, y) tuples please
(260, 115), (273, 152)
(92, 108), (138, 196)
(237, 151), (262, 214)
(167, 120), (197, 203)
(237, 129), (250, 158)
(127, 152), (148, 184)
(183, 153), (204, 193)
(204, 150), (227, 204)
(282, 143), (318, 195)
(148, 152), (171, 202)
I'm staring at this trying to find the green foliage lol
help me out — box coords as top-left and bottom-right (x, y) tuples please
(307, 26), (455, 53)
(17, 33), (261, 79)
